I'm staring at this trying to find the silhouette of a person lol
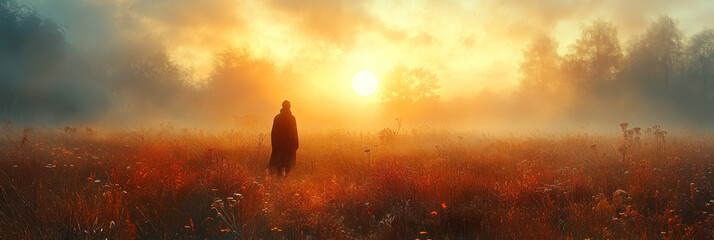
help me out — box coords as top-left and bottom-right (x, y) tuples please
(269, 100), (299, 176)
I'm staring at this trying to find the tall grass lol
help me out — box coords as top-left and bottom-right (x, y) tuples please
(0, 125), (712, 239)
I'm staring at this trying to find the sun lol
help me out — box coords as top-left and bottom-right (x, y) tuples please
(352, 71), (378, 96)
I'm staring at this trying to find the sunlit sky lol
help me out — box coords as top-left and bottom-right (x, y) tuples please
(24, 0), (714, 101)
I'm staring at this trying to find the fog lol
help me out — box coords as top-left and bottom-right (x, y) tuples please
(1, 0), (712, 131)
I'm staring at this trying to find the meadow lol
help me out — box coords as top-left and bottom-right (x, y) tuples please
(0, 124), (712, 239)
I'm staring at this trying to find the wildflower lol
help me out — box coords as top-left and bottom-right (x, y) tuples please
(620, 123), (628, 131)
(441, 203), (447, 209)
(420, 231), (428, 234)
(430, 211), (437, 216)
(94, 180), (101, 183)
(613, 189), (629, 206)
(596, 193), (614, 216)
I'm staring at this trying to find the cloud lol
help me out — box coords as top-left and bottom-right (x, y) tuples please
(478, 0), (709, 40)
(266, 0), (406, 46)
(3, 0), (713, 128)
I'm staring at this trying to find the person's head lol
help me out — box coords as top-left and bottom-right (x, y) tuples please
(282, 100), (291, 110)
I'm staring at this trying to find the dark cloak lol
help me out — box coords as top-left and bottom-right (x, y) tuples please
(268, 108), (298, 173)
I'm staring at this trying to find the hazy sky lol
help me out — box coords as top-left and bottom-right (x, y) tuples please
(20, 0), (713, 100)
(0, 0), (709, 129)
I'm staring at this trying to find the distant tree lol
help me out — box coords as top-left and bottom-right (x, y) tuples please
(678, 28), (714, 121)
(379, 65), (440, 117)
(201, 48), (280, 122)
(208, 47), (275, 101)
(380, 65), (439, 105)
(684, 28), (714, 89)
(623, 16), (685, 88)
(0, 0), (76, 120)
(115, 51), (191, 107)
(563, 19), (623, 85)
(519, 35), (563, 93)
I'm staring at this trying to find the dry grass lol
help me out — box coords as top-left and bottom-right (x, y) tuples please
(0, 125), (712, 239)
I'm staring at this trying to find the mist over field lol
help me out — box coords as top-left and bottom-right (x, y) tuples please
(3, 1), (714, 239)
(1, 0), (713, 131)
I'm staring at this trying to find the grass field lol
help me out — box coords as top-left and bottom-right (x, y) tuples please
(0, 124), (712, 239)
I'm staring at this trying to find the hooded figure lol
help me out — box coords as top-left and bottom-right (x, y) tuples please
(269, 100), (299, 175)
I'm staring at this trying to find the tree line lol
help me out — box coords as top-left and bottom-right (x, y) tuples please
(378, 16), (713, 127)
(518, 17), (713, 126)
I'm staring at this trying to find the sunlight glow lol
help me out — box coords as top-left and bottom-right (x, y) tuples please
(351, 71), (378, 96)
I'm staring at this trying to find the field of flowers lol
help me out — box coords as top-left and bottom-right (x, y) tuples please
(0, 124), (712, 239)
